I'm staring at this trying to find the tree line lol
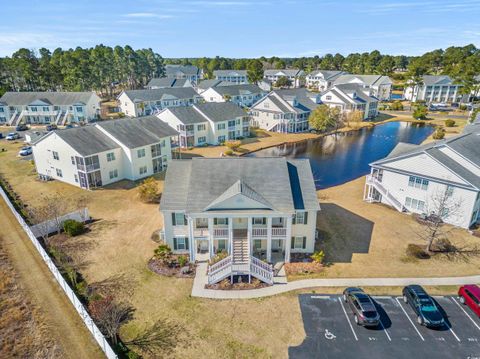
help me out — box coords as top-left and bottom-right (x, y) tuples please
(0, 45), (165, 97)
(1, 44), (479, 97)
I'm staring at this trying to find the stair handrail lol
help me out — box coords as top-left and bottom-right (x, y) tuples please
(207, 255), (232, 276)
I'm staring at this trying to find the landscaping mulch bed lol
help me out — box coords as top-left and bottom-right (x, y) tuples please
(284, 262), (324, 277)
(205, 276), (271, 290)
(148, 258), (196, 278)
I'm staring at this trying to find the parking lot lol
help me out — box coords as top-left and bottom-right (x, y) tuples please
(290, 294), (480, 358)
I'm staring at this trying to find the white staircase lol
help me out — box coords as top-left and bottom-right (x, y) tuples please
(365, 175), (405, 212)
(9, 110), (24, 126)
(207, 229), (274, 285)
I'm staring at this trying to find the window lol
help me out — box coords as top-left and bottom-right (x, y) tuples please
(139, 166), (147, 175)
(173, 237), (188, 250)
(472, 210), (479, 223)
(76, 107), (83, 112)
(217, 240), (227, 251)
(253, 240), (262, 250)
(31, 106), (37, 112)
(0, 108), (4, 112)
(408, 176), (429, 190)
(151, 143), (162, 157)
(43, 106), (49, 112)
(197, 124), (206, 131)
(109, 169), (118, 179)
(198, 136), (206, 144)
(292, 236), (306, 249)
(56, 168), (63, 177)
(217, 135), (225, 143)
(71, 156), (75, 165)
(253, 217), (266, 225)
(107, 152), (115, 162)
(326, 95), (332, 100)
(264, 102), (269, 108)
(217, 123), (226, 130)
(293, 211), (308, 224)
(52, 151), (59, 160)
(214, 218), (228, 225)
(137, 148), (146, 158)
(405, 197), (425, 211)
(172, 213), (187, 226)
(228, 120), (236, 127)
(74, 174), (79, 183)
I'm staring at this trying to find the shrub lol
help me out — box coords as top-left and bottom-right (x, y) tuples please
(444, 119), (455, 127)
(210, 250), (228, 265)
(63, 219), (85, 237)
(406, 244), (430, 259)
(432, 127), (446, 140)
(310, 250), (325, 264)
(390, 101), (404, 111)
(459, 104), (467, 111)
(177, 255), (188, 267)
(225, 140), (241, 152)
(138, 177), (159, 203)
(224, 149), (234, 156)
(412, 105), (428, 120)
(151, 230), (161, 243)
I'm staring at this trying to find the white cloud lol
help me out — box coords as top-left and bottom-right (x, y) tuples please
(123, 12), (174, 19)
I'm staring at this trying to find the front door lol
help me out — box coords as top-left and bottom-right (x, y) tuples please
(197, 239), (209, 253)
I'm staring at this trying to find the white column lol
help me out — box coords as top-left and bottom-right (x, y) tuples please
(247, 216), (252, 258)
(266, 217), (272, 262)
(188, 217), (195, 263)
(284, 216), (292, 263)
(208, 217), (214, 259)
(228, 217), (233, 255)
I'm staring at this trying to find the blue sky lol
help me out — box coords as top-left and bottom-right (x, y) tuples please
(1, 0), (480, 58)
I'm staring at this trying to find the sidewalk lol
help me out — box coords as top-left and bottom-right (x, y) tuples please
(192, 263), (480, 299)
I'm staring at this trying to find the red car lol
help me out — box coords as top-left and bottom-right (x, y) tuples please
(458, 285), (480, 316)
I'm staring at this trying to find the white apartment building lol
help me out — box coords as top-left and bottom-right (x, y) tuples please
(250, 89), (319, 133)
(32, 116), (178, 189)
(157, 102), (250, 148)
(200, 84), (266, 107)
(213, 70), (249, 84)
(117, 88), (203, 117)
(404, 75), (462, 103)
(160, 157), (320, 284)
(0, 91), (101, 126)
(320, 83), (379, 120)
(264, 69), (305, 88)
(333, 74), (393, 101)
(364, 127), (480, 229)
(306, 70), (346, 91)
(165, 65), (203, 85)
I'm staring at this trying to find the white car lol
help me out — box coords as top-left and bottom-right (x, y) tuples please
(18, 146), (32, 156)
(6, 132), (20, 141)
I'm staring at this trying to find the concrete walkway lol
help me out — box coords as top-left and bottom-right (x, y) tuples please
(191, 262), (480, 299)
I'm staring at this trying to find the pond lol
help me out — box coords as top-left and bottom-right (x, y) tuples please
(247, 122), (434, 189)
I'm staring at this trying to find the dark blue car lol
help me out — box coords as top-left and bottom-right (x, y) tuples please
(403, 285), (445, 327)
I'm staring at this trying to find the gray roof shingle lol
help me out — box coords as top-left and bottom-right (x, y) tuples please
(165, 65), (200, 76)
(146, 78), (189, 88)
(214, 70), (247, 77)
(96, 116), (178, 148)
(194, 102), (246, 122)
(160, 157), (320, 214)
(210, 84), (263, 97)
(122, 88), (199, 102)
(0, 91), (98, 106)
(165, 106), (209, 125)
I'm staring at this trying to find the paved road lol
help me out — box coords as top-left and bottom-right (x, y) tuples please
(290, 294), (480, 359)
(0, 199), (104, 359)
(381, 110), (469, 120)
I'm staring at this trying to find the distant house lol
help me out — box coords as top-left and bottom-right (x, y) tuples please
(157, 102), (249, 147)
(320, 83), (379, 120)
(333, 74), (393, 101)
(160, 157), (320, 284)
(365, 128), (480, 229)
(196, 79), (236, 94)
(264, 69), (305, 88)
(306, 70), (346, 91)
(32, 116), (178, 189)
(213, 70), (249, 84)
(201, 84), (266, 107)
(257, 79), (272, 92)
(404, 75), (462, 103)
(117, 88), (203, 117)
(250, 89), (319, 132)
(0, 91), (101, 126)
(165, 65), (203, 85)
(146, 78), (193, 89)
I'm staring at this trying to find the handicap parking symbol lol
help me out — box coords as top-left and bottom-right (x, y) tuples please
(324, 329), (336, 340)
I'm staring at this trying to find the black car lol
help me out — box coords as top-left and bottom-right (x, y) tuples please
(403, 285), (445, 327)
(343, 287), (381, 327)
(15, 124), (28, 131)
(46, 124), (58, 131)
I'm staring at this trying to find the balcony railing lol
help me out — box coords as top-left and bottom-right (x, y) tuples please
(193, 228), (209, 238)
(77, 163), (100, 172)
(272, 227), (287, 237)
(213, 228), (229, 239)
(252, 227), (267, 238)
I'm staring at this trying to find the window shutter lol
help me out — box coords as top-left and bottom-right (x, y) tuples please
(173, 237), (178, 250)
(302, 237), (307, 249)
(263, 217), (266, 225)
(183, 215), (187, 225)
(304, 212), (308, 225)
(185, 237), (189, 250)
(292, 214), (296, 225)
(291, 237), (295, 249)
(214, 218), (217, 225)
(226, 218), (229, 225)
(172, 213), (176, 226)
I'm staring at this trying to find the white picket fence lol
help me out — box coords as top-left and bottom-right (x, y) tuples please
(0, 187), (117, 359)
(30, 208), (90, 238)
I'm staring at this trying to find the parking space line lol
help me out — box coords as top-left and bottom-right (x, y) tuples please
(338, 297), (359, 341)
(451, 297), (480, 331)
(445, 322), (461, 342)
(379, 319), (392, 341)
(395, 297), (425, 341)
